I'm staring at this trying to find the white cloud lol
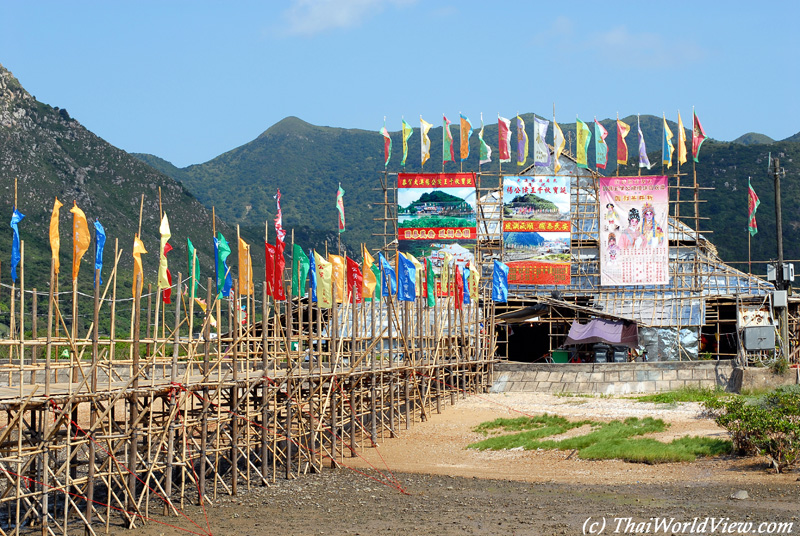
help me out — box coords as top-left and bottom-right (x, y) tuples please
(282, 0), (415, 37)
(589, 25), (707, 68)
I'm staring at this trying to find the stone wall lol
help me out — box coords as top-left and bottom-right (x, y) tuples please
(490, 360), (737, 395)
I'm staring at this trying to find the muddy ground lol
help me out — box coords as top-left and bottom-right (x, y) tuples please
(118, 393), (800, 536)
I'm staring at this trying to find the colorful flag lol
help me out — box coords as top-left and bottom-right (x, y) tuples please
(616, 119), (631, 165)
(214, 232), (233, 298)
(329, 254), (345, 303)
(94, 220), (105, 287)
(378, 252), (396, 297)
(498, 115), (512, 163)
(576, 118), (591, 169)
(161, 243), (173, 304)
(10, 207), (24, 283)
(692, 111), (707, 163)
(425, 258), (435, 307)
(553, 121), (565, 173)
(637, 117), (651, 169)
(401, 119), (413, 167)
(748, 178), (760, 236)
(380, 120), (392, 168)
(459, 113), (472, 161)
(662, 115), (674, 168)
(274, 189), (286, 242)
(370, 263), (381, 302)
(314, 251), (333, 309)
(291, 243), (310, 298)
(309, 248), (317, 302)
(440, 251), (453, 294)
(157, 213), (171, 292)
(516, 115), (528, 167)
(362, 246), (377, 300)
(49, 198), (62, 275)
(132, 234), (147, 297)
(398, 253), (416, 302)
(420, 117), (433, 166)
(454, 264), (464, 310)
(533, 117), (550, 167)
(346, 256), (363, 304)
(677, 112), (688, 166)
(478, 113), (492, 165)
(264, 242), (275, 298)
(238, 237), (253, 296)
(187, 238), (201, 300)
(491, 260), (509, 303)
(70, 202), (90, 282)
(443, 115), (454, 163)
(336, 184), (346, 233)
(274, 238), (286, 301)
(406, 253), (424, 298)
(595, 119), (609, 170)
(463, 265), (471, 305)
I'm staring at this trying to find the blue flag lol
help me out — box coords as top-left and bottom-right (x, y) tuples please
(309, 248), (317, 302)
(94, 220), (106, 286)
(378, 252), (396, 297)
(398, 254), (416, 302)
(10, 208), (24, 283)
(492, 260), (509, 303)
(463, 265), (471, 305)
(214, 233), (233, 298)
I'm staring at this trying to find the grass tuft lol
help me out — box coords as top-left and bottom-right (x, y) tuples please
(635, 387), (728, 405)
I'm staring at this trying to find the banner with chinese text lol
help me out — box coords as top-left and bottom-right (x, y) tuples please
(398, 172), (477, 278)
(502, 175), (571, 285)
(599, 175), (669, 286)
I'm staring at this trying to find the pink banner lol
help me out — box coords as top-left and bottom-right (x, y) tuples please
(599, 176), (669, 286)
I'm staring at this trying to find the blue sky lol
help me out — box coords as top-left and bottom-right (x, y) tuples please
(3, 1), (798, 167)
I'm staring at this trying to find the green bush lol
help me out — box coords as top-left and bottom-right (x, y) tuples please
(705, 386), (800, 473)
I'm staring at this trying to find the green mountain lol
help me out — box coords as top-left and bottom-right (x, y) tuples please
(0, 63), (237, 332)
(732, 132), (775, 145)
(782, 131), (800, 143)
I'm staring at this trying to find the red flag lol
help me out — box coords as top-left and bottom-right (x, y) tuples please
(274, 238), (286, 301)
(265, 241), (275, 298)
(616, 119), (630, 165)
(420, 258), (428, 299)
(346, 256), (363, 304)
(692, 111), (707, 163)
(454, 264), (464, 310)
(162, 242), (173, 304)
(498, 116), (512, 163)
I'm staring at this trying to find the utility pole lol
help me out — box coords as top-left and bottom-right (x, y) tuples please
(772, 157), (790, 365)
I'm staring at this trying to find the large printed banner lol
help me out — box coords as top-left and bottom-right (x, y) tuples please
(502, 175), (571, 285)
(397, 172), (476, 270)
(599, 175), (669, 286)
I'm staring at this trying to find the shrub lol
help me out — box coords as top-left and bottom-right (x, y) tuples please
(705, 386), (800, 473)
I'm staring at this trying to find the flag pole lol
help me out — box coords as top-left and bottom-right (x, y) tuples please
(616, 112), (620, 178)
(676, 111), (682, 219)
(337, 183), (342, 257)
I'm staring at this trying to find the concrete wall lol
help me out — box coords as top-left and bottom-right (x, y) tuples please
(490, 360), (738, 395)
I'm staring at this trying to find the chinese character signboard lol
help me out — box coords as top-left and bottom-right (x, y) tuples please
(502, 175), (571, 285)
(397, 172), (477, 273)
(599, 175), (669, 286)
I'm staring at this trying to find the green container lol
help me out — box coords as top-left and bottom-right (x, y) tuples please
(551, 350), (569, 363)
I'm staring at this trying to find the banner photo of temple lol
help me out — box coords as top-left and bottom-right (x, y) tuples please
(502, 175), (571, 285)
(599, 175), (669, 286)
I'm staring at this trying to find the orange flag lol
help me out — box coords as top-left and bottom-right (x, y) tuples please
(132, 234), (148, 297)
(329, 254), (345, 303)
(238, 237), (253, 295)
(49, 198), (63, 274)
(69, 202), (90, 282)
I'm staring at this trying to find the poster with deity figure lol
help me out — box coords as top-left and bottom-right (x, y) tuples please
(599, 175), (669, 286)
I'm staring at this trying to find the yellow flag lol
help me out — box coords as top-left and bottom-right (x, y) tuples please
(158, 213), (171, 290)
(314, 251), (333, 309)
(553, 121), (565, 173)
(677, 112), (687, 165)
(329, 254), (345, 303)
(69, 202), (90, 282)
(238, 237), (253, 295)
(132, 234), (148, 297)
(362, 245), (377, 299)
(468, 260), (480, 299)
(420, 117), (433, 167)
(49, 198), (63, 274)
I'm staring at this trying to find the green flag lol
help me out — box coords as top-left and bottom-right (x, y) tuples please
(576, 117), (592, 168)
(187, 238), (201, 300)
(370, 263), (381, 302)
(426, 257), (435, 307)
(291, 243), (310, 297)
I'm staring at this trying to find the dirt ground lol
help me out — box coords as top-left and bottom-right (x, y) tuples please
(121, 393), (800, 536)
